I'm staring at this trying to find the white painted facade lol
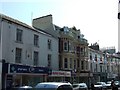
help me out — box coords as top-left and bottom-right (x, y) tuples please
(0, 14), (59, 70)
(88, 48), (106, 73)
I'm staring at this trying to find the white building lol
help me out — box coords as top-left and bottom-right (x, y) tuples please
(88, 44), (107, 83)
(0, 13), (59, 88)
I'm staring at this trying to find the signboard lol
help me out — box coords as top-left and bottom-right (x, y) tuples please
(9, 64), (52, 75)
(50, 71), (71, 77)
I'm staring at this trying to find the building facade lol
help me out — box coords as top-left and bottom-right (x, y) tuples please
(0, 14), (58, 88)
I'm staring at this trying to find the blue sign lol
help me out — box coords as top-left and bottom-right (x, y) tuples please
(10, 64), (52, 75)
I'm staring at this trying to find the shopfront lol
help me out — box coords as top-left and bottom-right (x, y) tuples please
(5, 63), (52, 88)
(48, 70), (71, 82)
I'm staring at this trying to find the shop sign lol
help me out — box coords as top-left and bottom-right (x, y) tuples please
(9, 64), (51, 74)
(50, 71), (71, 77)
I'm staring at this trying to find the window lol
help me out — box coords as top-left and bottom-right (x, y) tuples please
(34, 51), (39, 66)
(70, 58), (72, 69)
(15, 48), (22, 63)
(80, 47), (84, 55)
(95, 54), (97, 61)
(34, 34), (39, 46)
(64, 58), (68, 68)
(81, 61), (84, 70)
(16, 29), (23, 42)
(118, 12), (120, 19)
(77, 59), (80, 67)
(100, 65), (102, 72)
(90, 53), (92, 60)
(64, 42), (68, 51)
(74, 60), (76, 69)
(48, 54), (52, 67)
(48, 39), (52, 50)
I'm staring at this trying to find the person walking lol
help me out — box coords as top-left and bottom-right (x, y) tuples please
(91, 83), (95, 90)
(111, 80), (118, 90)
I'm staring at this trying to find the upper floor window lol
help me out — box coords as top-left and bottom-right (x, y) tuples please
(16, 29), (23, 43)
(81, 61), (84, 70)
(95, 54), (97, 61)
(34, 51), (39, 66)
(15, 48), (22, 63)
(118, 12), (120, 19)
(48, 54), (52, 67)
(64, 42), (68, 51)
(90, 53), (92, 60)
(34, 34), (39, 46)
(64, 58), (68, 68)
(77, 59), (80, 68)
(48, 39), (52, 50)
(70, 58), (72, 69)
(80, 47), (84, 55)
(74, 59), (76, 69)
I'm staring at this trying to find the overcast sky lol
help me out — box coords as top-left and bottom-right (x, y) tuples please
(0, 0), (118, 51)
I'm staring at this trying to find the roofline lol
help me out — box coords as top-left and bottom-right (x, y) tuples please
(33, 14), (52, 20)
(0, 13), (35, 31)
(0, 13), (57, 39)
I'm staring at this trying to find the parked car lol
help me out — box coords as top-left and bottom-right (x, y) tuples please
(13, 86), (33, 90)
(114, 81), (120, 87)
(94, 82), (107, 90)
(106, 81), (112, 89)
(34, 82), (73, 90)
(106, 80), (120, 88)
(72, 83), (88, 90)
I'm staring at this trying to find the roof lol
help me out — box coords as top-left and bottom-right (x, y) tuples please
(0, 13), (34, 30)
(0, 13), (56, 38)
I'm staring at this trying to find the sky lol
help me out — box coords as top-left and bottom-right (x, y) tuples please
(0, 0), (118, 51)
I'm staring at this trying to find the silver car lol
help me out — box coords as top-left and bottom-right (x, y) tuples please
(35, 82), (73, 90)
(72, 83), (88, 90)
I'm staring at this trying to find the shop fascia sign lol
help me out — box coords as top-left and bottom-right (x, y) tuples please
(50, 71), (71, 77)
(9, 63), (52, 75)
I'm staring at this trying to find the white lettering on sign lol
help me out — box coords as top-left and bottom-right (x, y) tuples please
(50, 71), (71, 77)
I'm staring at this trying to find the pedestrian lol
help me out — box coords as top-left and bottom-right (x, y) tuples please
(111, 80), (118, 90)
(91, 83), (95, 90)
